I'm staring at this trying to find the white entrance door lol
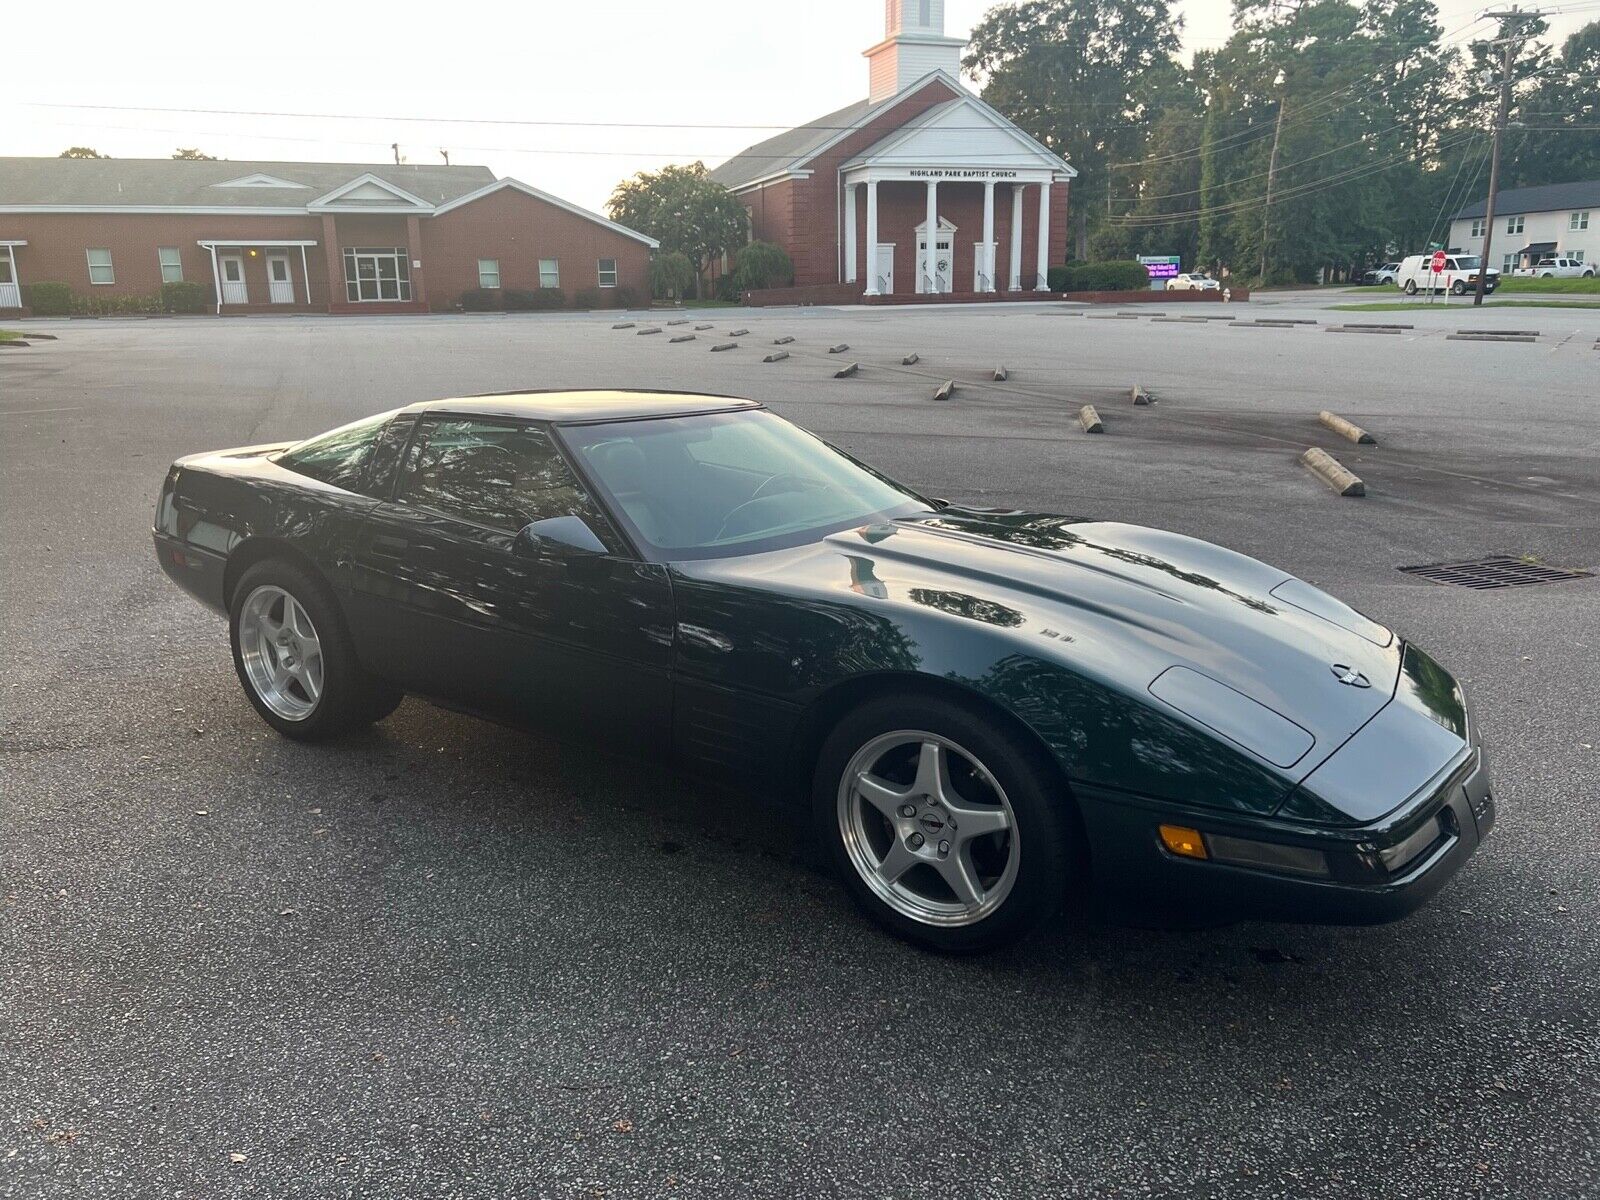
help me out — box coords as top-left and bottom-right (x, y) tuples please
(0, 248), (19, 308)
(973, 242), (997, 292)
(267, 254), (294, 304)
(219, 255), (248, 305)
(916, 225), (954, 294)
(874, 244), (895, 295)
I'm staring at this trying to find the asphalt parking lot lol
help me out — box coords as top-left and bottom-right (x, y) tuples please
(3, 298), (1598, 1198)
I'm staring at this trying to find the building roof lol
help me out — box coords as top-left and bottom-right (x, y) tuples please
(414, 390), (761, 423)
(0, 157), (496, 210)
(1454, 178), (1600, 220)
(708, 96), (882, 192)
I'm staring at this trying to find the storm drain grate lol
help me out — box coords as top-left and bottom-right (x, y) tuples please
(1398, 556), (1593, 589)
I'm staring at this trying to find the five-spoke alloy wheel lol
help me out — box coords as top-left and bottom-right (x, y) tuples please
(815, 695), (1076, 952)
(229, 559), (403, 741)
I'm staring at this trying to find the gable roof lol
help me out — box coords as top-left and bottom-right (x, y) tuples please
(433, 178), (659, 246)
(1455, 178), (1600, 220)
(0, 157), (496, 212)
(840, 95), (1077, 175)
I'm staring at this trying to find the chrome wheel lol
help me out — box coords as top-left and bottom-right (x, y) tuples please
(237, 585), (324, 721)
(836, 731), (1020, 927)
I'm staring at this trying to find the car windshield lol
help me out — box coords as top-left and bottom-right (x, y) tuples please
(1453, 255), (1482, 269)
(559, 408), (933, 559)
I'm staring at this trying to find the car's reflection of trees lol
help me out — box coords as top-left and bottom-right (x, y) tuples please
(926, 515), (1278, 614)
(908, 588), (1025, 628)
(976, 654), (1289, 817)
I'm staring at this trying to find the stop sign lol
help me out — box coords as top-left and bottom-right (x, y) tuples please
(1431, 250), (1448, 273)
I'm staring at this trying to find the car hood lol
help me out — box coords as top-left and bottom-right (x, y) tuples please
(784, 510), (1401, 780)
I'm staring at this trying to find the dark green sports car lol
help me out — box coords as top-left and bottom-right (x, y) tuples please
(154, 391), (1494, 951)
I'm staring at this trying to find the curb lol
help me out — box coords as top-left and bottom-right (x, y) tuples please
(1078, 405), (1104, 433)
(729, 328), (750, 337)
(834, 361), (860, 378)
(993, 365), (1009, 381)
(763, 351), (789, 363)
(1446, 333), (1537, 343)
(1301, 447), (1365, 496)
(933, 380), (957, 402)
(1318, 410), (1376, 444)
(773, 336), (794, 345)
(611, 322), (635, 329)
(902, 352), (920, 364)
(669, 334), (696, 343)
(828, 343), (850, 354)
(711, 342), (738, 352)
(1131, 385), (1153, 407)
(1327, 325), (1405, 334)
(637, 327), (662, 336)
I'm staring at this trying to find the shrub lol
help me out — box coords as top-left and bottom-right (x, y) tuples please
(161, 281), (209, 314)
(71, 292), (162, 316)
(504, 287), (565, 311)
(732, 241), (794, 291)
(649, 251), (695, 300)
(611, 286), (639, 309)
(714, 274), (744, 302)
(572, 288), (604, 310)
(24, 282), (74, 316)
(460, 288), (502, 312)
(1052, 260), (1151, 293)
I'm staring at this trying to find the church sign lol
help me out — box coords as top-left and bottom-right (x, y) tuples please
(908, 169), (1021, 181)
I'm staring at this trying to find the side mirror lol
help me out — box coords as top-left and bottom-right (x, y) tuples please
(514, 515), (609, 557)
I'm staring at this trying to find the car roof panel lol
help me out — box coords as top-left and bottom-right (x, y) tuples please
(399, 390), (763, 424)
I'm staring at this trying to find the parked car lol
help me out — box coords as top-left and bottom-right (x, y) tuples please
(1166, 272), (1220, 292)
(153, 391), (1495, 952)
(1511, 257), (1594, 278)
(1360, 262), (1401, 285)
(1395, 254), (1499, 295)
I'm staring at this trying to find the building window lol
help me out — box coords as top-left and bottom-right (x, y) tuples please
(157, 247), (184, 284)
(477, 258), (502, 289)
(86, 248), (115, 285)
(1573, 211), (1591, 231)
(1503, 253), (1516, 273)
(1573, 250), (1586, 263)
(539, 258), (560, 289)
(1470, 218), (1485, 238)
(1506, 215), (1524, 235)
(342, 248), (412, 302)
(597, 258), (618, 288)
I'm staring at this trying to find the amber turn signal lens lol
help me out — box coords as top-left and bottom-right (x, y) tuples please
(1158, 824), (1208, 860)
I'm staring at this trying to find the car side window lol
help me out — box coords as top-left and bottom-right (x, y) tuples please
(363, 414), (417, 499)
(396, 417), (619, 547)
(277, 411), (394, 492)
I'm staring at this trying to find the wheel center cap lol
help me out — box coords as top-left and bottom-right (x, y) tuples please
(918, 811), (946, 834)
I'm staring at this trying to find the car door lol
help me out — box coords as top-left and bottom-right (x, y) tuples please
(343, 414), (675, 750)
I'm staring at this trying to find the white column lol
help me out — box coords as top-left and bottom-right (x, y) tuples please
(981, 181), (996, 292)
(864, 181), (880, 296)
(924, 179), (939, 293)
(1009, 186), (1023, 291)
(844, 184), (857, 283)
(1035, 181), (1052, 291)
(300, 244), (312, 306)
(207, 243), (222, 314)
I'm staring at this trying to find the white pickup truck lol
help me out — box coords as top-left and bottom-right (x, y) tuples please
(1512, 257), (1595, 278)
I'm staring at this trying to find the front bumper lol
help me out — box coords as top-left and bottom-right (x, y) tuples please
(1078, 745), (1494, 927)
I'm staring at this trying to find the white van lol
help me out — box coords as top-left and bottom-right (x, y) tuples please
(1395, 254), (1500, 296)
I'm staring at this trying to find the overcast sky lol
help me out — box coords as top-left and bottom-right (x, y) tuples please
(7, 0), (1585, 214)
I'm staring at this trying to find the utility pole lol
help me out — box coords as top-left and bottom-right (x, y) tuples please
(1259, 71), (1287, 285)
(1475, 8), (1541, 306)
(391, 142), (401, 166)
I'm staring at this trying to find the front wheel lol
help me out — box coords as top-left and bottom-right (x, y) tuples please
(1450, 280), (1467, 295)
(813, 696), (1076, 953)
(230, 560), (403, 740)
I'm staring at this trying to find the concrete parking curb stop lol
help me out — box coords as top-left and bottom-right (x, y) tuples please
(1086, 314), (1137, 320)
(1152, 316), (1208, 323)
(611, 322), (634, 330)
(712, 342), (738, 352)
(1231, 321), (1292, 329)
(763, 351), (789, 363)
(729, 329), (750, 337)
(773, 336), (794, 345)
(1327, 325), (1405, 334)
(1079, 405), (1104, 433)
(1318, 411), (1376, 444)
(933, 380), (957, 402)
(1131, 385), (1153, 407)
(994, 366), (1008, 381)
(834, 362), (860, 378)
(637, 327), (661, 335)
(669, 334), (696, 343)
(666, 319), (689, 326)
(694, 324), (713, 331)
(1301, 447), (1365, 496)
(902, 352), (920, 364)
(829, 343), (850, 354)
(1447, 333), (1537, 343)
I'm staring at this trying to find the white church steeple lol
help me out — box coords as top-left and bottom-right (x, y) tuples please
(864, 0), (967, 103)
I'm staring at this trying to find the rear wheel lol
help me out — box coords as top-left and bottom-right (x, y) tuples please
(813, 696), (1075, 952)
(230, 560), (403, 740)
(1403, 279), (1418, 295)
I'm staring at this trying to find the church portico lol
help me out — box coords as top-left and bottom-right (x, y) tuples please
(710, 0), (1074, 303)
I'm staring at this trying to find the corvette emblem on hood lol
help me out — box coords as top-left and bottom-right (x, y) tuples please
(1330, 664), (1372, 688)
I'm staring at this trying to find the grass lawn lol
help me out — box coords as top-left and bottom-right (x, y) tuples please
(1341, 276), (1600, 296)
(0, 329), (24, 341)
(1333, 299), (1600, 312)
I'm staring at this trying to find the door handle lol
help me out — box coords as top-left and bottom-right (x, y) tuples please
(369, 534), (410, 559)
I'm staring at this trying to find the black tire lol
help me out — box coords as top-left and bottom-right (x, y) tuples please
(1450, 280), (1467, 295)
(812, 694), (1077, 953)
(229, 559), (403, 741)
(1403, 279), (1418, 295)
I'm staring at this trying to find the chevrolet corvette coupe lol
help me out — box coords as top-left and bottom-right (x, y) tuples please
(154, 391), (1494, 951)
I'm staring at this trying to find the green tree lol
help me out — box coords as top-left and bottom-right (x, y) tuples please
(58, 147), (108, 159)
(965, 0), (1189, 252)
(731, 241), (794, 291)
(607, 163), (747, 297)
(648, 250), (695, 300)
(171, 148), (218, 160)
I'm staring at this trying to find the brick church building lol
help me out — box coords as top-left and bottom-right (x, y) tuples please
(711, 0), (1075, 300)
